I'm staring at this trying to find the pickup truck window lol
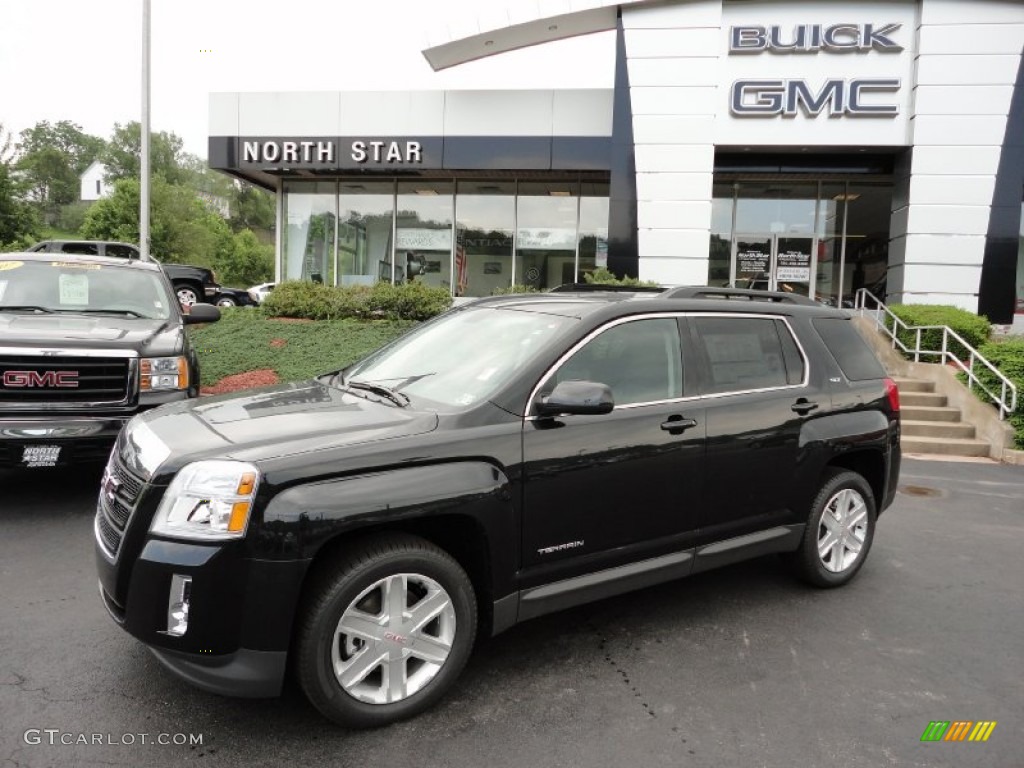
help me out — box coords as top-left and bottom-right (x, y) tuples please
(345, 306), (573, 407)
(0, 260), (173, 320)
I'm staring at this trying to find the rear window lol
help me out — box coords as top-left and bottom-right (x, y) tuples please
(813, 318), (886, 381)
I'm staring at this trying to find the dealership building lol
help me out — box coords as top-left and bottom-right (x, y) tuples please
(209, 0), (1024, 324)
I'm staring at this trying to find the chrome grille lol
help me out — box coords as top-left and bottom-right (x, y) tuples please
(0, 354), (131, 404)
(94, 455), (145, 559)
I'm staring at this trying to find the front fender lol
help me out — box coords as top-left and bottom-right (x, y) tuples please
(250, 461), (518, 592)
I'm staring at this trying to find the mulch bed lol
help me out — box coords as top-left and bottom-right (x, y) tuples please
(201, 368), (280, 395)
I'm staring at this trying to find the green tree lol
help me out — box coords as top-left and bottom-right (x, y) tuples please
(81, 177), (233, 268)
(218, 229), (274, 286)
(15, 121), (105, 215)
(101, 122), (189, 185)
(229, 183), (275, 232)
(0, 163), (39, 248)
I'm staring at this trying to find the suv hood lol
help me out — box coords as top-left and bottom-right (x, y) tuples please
(0, 313), (179, 352)
(123, 379), (439, 480)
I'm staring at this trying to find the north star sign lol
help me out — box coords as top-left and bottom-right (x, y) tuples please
(241, 140), (424, 165)
(729, 23), (902, 118)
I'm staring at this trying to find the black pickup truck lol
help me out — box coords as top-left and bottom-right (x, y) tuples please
(27, 241), (220, 308)
(95, 287), (900, 728)
(0, 251), (219, 467)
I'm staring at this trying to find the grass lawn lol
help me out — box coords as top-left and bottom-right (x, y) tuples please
(188, 309), (416, 387)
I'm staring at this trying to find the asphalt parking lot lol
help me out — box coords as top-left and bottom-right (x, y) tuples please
(1, 458), (1021, 768)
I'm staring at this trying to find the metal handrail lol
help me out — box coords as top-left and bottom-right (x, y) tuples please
(854, 289), (1018, 420)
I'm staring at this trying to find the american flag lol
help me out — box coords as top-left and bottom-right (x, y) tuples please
(454, 228), (468, 296)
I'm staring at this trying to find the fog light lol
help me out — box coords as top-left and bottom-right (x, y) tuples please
(162, 574), (192, 637)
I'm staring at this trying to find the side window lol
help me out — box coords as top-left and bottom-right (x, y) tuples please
(692, 317), (803, 394)
(812, 317), (886, 381)
(61, 242), (99, 256)
(551, 318), (683, 406)
(106, 245), (138, 260)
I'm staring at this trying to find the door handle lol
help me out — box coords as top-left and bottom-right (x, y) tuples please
(791, 399), (819, 415)
(660, 415), (698, 434)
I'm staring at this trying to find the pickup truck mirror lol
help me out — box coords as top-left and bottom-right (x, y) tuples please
(183, 303), (221, 324)
(537, 380), (614, 417)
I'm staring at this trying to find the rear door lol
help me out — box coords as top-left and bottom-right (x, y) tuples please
(687, 313), (823, 544)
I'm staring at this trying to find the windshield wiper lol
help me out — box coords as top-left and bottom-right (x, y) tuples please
(345, 379), (410, 407)
(66, 309), (145, 318)
(0, 305), (54, 314)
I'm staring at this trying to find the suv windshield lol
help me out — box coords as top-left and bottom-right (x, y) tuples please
(344, 306), (574, 408)
(0, 259), (174, 320)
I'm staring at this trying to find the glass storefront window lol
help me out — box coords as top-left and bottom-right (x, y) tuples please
(1017, 189), (1024, 316)
(455, 181), (515, 297)
(577, 182), (609, 283)
(815, 182), (847, 307)
(734, 181), (818, 236)
(283, 181), (336, 284)
(843, 182), (893, 303)
(709, 182), (735, 287)
(516, 181), (579, 291)
(396, 181), (453, 291)
(338, 181), (394, 286)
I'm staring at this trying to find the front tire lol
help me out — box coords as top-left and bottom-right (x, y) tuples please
(176, 285), (199, 308)
(216, 296), (237, 307)
(296, 534), (477, 728)
(787, 469), (876, 588)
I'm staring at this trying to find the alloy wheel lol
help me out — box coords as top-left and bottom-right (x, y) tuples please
(817, 488), (869, 573)
(331, 573), (456, 705)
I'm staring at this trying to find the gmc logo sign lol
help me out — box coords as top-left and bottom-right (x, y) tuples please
(2, 370), (80, 388)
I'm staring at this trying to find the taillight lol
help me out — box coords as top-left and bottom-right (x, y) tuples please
(884, 378), (900, 413)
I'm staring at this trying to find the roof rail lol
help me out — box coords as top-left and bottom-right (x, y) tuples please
(662, 286), (821, 306)
(549, 283), (667, 294)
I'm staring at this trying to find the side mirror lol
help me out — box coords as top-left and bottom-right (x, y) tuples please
(183, 303), (221, 324)
(537, 380), (614, 417)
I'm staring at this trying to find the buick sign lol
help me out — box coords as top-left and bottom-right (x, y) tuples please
(730, 24), (903, 54)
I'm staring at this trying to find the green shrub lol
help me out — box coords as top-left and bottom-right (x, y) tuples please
(885, 304), (991, 362)
(971, 338), (1024, 448)
(262, 280), (452, 321)
(491, 284), (540, 295)
(583, 267), (659, 288)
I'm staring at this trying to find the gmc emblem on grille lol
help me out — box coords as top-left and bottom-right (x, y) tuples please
(2, 370), (79, 388)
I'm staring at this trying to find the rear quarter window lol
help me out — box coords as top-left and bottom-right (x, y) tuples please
(813, 317), (886, 381)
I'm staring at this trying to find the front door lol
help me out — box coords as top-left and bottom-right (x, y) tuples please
(520, 316), (705, 588)
(732, 235), (816, 298)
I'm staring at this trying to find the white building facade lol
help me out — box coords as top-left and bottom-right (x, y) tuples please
(209, 0), (1024, 323)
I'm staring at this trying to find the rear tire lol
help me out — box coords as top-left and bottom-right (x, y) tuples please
(296, 534), (477, 728)
(787, 468), (876, 588)
(176, 284), (200, 308)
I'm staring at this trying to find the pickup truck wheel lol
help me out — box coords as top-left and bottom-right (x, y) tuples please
(787, 469), (876, 588)
(296, 534), (477, 728)
(175, 285), (199, 307)
(215, 296), (237, 307)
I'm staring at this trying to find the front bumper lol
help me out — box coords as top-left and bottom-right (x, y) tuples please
(0, 393), (191, 467)
(97, 532), (311, 699)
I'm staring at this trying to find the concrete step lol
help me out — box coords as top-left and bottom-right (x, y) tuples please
(893, 377), (934, 393)
(902, 405), (962, 423)
(901, 420), (976, 439)
(902, 435), (992, 458)
(900, 391), (948, 408)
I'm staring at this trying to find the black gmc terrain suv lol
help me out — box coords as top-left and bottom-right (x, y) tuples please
(95, 287), (900, 727)
(0, 251), (219, 467)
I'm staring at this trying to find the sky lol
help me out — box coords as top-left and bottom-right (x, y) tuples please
(1, 0), (615, 158)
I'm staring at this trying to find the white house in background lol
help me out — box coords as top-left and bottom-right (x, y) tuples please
(80, 160), (111, 201)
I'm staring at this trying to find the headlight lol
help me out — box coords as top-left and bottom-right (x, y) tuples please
(150, 461), (260, 541)
(141, 356), (188, 391)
